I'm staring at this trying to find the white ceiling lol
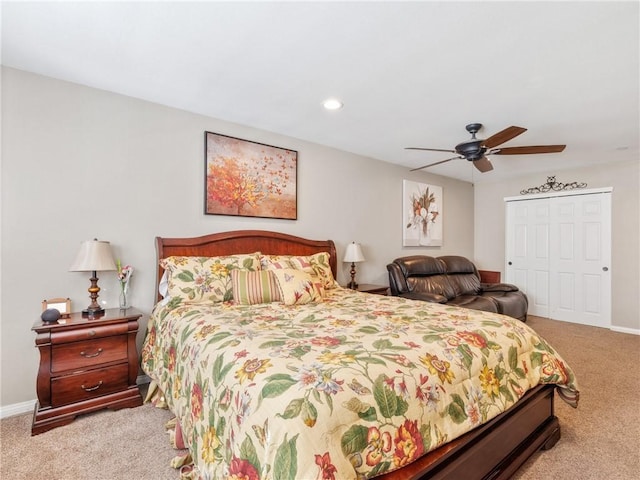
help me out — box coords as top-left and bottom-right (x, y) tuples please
(2, 1), (638, 184)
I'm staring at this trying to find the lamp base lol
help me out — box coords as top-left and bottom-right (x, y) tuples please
(346, 281), (358, 290)
(82, 306), (105, 317)
(82, 271), (105, 317)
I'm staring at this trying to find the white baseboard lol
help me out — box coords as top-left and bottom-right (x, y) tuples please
(0, 399), (36, 419)
(1, 375), (152, 420)
(610, 325), (640, 335)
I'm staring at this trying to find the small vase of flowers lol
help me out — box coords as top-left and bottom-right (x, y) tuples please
(117, 260), (133, 309)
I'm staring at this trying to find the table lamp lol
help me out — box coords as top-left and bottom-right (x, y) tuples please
(343, 242), (365, 289)
(69, 239), (117, 316)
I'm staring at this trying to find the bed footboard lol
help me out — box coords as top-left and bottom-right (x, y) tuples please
(379, 384), (558, 480)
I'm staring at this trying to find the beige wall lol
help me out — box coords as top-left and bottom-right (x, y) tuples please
(0, 67), (474, 407)
(474, 160), (640, 331)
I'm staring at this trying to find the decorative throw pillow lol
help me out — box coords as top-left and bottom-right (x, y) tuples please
(231, 269), (282, 305)
(289, 252), (338, 290)
(271, 268), (325, 305)
(160, 254), (261, 303)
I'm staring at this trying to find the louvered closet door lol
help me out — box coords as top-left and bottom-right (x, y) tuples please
(505, 189), (611, 328)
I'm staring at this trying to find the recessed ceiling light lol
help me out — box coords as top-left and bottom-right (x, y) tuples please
(322, 98), (343, 110)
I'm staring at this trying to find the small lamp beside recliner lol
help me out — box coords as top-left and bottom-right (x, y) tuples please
(343, 242), (365, 289)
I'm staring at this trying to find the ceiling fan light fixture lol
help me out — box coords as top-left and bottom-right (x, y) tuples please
(455, 140), (484, 158)
(466, 152), (486, 161)
(322, 98), (343, 110)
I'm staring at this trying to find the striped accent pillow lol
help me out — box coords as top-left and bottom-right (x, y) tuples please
(231, 269), (282, 305)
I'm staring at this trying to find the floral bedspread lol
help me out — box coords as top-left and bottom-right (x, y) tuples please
(141, 288), (578, 480)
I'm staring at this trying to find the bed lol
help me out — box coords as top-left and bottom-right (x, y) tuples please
(141, 230), (579, 480)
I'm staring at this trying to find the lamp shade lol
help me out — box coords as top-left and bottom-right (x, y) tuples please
(343, 242), (365, 263)
(69, 239), (117, 272)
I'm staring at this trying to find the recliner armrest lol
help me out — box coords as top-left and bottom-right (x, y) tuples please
(398, 292), (448, 304)
(387, 262), (410, 295)
(481, 283), (519, 292)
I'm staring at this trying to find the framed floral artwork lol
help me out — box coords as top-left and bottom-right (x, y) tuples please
(403, 180), (443, 246)
(205, 132), (298, 219)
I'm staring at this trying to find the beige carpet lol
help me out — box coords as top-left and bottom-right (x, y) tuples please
(0, 400), (178, 479)
(1, 316), (638, 479)
(513, 316), (640, 480)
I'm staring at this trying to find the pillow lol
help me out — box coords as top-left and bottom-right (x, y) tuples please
(160, 254), (261, 303)
(289, 252), (338, 290)
(262, 252), (337, 290)
(231, 269), (282, 305)
(158, 270), (169, 298)
(260, 254), (295, 270)
(271, 268), (324, 305)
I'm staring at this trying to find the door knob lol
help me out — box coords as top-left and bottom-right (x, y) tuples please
(508, 261), (513, 265)
(602, 267), (608, 271)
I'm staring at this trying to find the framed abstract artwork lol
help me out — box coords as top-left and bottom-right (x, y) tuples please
(205, 132), (298, 219)
(403, 180), (443, 246)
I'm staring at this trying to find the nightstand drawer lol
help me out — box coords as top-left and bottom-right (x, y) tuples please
(51, 323), (129, 344)
(51, 363), (129, 407)
(51, 336), (128, 373)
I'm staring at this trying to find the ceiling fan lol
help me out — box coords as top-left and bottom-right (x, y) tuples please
(406, 123), (566, 173)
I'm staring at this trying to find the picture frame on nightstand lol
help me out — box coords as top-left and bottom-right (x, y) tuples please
(42, 297), (71, 317)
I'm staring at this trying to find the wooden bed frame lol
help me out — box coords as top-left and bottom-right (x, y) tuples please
(154, 230), (560, 480)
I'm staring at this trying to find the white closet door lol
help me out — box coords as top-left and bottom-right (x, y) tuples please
(505, 189), (611, 328)
(549, 193), (611, 327)
(505, 198), (551, 317)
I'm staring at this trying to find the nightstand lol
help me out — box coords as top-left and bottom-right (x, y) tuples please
(353, 284), (389, 295)
(478, 270), (501, 283)
(31, 308), (143, 435)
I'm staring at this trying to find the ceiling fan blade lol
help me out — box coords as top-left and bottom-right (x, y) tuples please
(410, 156), (460, 172)
(482, 126), (527, 149)
(495, 145), (566, 155)
(405, 147), (456, 153)
(473, 156), (494, 173)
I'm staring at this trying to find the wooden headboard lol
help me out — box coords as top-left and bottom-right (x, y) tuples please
(155, 230), (337, 302)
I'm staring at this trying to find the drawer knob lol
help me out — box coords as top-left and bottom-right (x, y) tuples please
(81, 381), (103, 392)
(80, 348), (103, 358)
(87, 330), (96, 337)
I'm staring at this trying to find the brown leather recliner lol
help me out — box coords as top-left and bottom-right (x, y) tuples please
(387, 255), (528, 321)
